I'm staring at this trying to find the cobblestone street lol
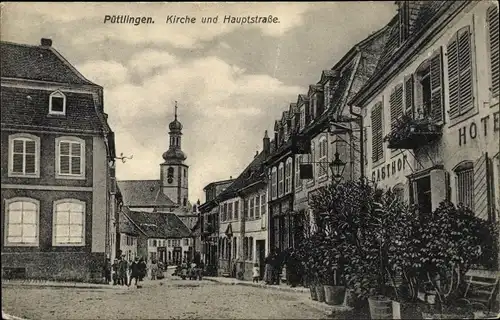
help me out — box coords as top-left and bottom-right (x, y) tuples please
(2, 279), (332, 320)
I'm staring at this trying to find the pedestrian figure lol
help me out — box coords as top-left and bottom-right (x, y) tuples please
(112, 259), (119, 285)
(151, 259), (159, 280)
(252, 263), (260, 283)
(264, 251), (274, 284)
(118, 255), (128, 286)
(103, 258), (112, 284)
(138, 257), (147, 281)
(128, 257), (140, 286)
(197, 260), (204, 280)
(272, 249), (282, 285)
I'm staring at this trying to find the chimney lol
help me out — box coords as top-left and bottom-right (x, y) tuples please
(263, 130), (270, 156)
(40, 38), (52, 47)
(254, 151), (259, 158)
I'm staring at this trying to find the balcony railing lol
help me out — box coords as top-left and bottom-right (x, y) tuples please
(384, 114), (442, 149)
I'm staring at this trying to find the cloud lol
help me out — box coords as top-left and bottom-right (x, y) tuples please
(128, 49), (179, 77)
(92, 54), (302, 199)
(3, 2), (313, 49)
(76, 60), (129, 87)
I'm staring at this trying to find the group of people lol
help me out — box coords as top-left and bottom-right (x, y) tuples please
(176, 259), (204, 280)
(103, 255), (151, 286)
(263, 248), (302, 287)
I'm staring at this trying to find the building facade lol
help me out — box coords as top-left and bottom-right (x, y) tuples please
(198, 178), (234, 275)
(350, 1), (499, 221)
(1, 38), (117, 282)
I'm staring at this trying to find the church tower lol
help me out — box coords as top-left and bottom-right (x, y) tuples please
(161, 101), (189, 208)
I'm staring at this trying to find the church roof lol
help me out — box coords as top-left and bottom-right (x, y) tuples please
(117, 180), (176, 208)
(124, 208), (192, 239)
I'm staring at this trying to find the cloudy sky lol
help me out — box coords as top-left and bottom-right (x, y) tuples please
(2, 2), (396, 203)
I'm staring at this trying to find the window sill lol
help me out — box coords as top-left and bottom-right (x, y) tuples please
(447, 108), (479, 129)
(4, 243), (39, 247)
(47, 112), (66, 118)
(7, 172), (40, 179)
(55, 174), (86, 180)
(52, 243), (85, 247)
(372, 158), (386, 169)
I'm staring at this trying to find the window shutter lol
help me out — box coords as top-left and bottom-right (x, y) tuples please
(390, 84), (404, 130)
(473, 153), (492, 221)
(448, 33), (460, 119)
(430, 47), (444, 123)
(458, 26), (473, 114)
(488, 5), (499, 97)
(404, 75), (414, 117)
(371, 103), (383, 162)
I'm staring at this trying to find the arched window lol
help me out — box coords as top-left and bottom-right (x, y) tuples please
(453, 161), (474, 209)
(8, 133), (40, 178)
(5, 198), (39, 246)
(49, 90), (66, 115)
(53, 199), (85, 246)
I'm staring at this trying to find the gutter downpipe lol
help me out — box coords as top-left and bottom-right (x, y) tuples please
(349, 103), (364, 180)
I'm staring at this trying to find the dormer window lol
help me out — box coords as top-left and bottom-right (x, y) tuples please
(399, 1), (410, 44)
(49, 91), (66, 115)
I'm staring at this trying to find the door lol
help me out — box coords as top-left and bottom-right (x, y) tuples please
(173, 247), (182, 265)
(256, 240), (266, 279)
(414, 175), (432, 215)
(158, 247), (166, 263)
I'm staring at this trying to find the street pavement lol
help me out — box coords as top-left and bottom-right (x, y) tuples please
(1, 278), (336, 319)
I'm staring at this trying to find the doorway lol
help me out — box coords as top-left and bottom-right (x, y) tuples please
(413, 175), (432, 215)
(256, 240), (266, 280)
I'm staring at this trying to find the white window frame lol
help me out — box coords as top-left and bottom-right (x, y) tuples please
(49, 90), (67, 115)
(52, 199), (86, 247)
(295, 155), (303, 189)
(55, 136), (86, 179)
(271, 167), (278, 199)
(8, 133), (41, 178)
(285, 157), (292, 194)
(4, 197), (40, 247)
(255, 195), (260, 219)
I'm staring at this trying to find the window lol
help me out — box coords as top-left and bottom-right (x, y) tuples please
(487, 5), (499, 99)
(8, 134), (40, 178)
(414, 49), (443, 123)
(371, 102), (384, 163)
(393, 184), (405, 202)
(454, 161), (474, 210)
(244, 199), (249, 218)
(49, 91), (66, 115)
(153, 239), (157, 247)
(278, 163), (284, 197)
(271, 167), (277, 199)
(223, 203), (228, 221)
(56, 137), (85, 178)
(390, 84), (404, 130)
(307, 141), (315, 184)
(249, 198), (255, 219)
(295, 155), (303, 189)
(183, 238), (189, 246)
(234, 201), (239, 220)
(228, 202), (233, 220)
(260, 193), (266, 215)
(168, 239), (172, 247)
(318, 137), (328, 178)
(184, 169), (187, 178)
(300, 106), (306, 129)
(255, 195), (260, 219)
(248, 237), (254, 261)
(183, 198), (187, 207)
(5, 198), (39, 246)
(53, 199), (85, 246)
(285, 158), (292, 194)
(243, 237), (248, 260)
(448, 26), (473, 120)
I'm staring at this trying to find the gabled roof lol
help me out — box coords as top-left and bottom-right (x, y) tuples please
(203, 179), (235, 192)
(281, 111), (290, 124)
(319, 70), (340, 84)
(119, 210), (142, 236)
(176, 214), (199, 230)
(307, 84), (323, 96)
(217, 150), (267, 201)
(1, 41), (97, 85)
(117, 180), (176, 208)
(289, 103), (299, 114)
(274, 120), (281, 131)
(125, 210), (192, 239)
(297, 94), (309, 106)
(0, 86), (106, 133)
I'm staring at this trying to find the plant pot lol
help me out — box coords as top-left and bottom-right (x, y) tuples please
(309, 286), (318, 301)
(368, 295), (392, 319)
(343, 288), (356, 307)
(315, 285), (325, 303)
(473, 311), (500, 319)
(323, 285), (345, 305)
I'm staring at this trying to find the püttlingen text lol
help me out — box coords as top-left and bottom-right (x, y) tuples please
(104, 15), (154, 26)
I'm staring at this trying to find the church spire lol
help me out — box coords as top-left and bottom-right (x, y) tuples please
(174, 100), (178, 121)
(163, 100), (186, 162)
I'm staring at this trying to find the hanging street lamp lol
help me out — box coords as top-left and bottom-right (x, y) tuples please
(329, 151), (346, 184)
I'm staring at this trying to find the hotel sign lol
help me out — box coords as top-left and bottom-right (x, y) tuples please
(458, 111), (499, 146)
(371, 154), (408, 182)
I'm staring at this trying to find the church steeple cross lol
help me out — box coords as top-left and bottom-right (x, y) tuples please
(174, 101), (178, 120)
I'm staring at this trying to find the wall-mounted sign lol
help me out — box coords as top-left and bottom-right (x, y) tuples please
(371, 154), (408, 182)
(458, 111), (499, 146)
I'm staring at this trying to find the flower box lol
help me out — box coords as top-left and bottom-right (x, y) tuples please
(384, 115), (442, 150)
